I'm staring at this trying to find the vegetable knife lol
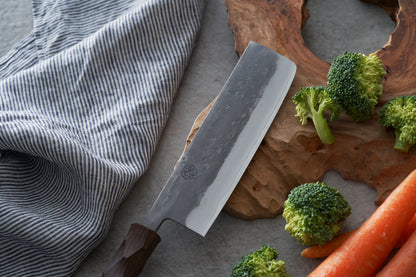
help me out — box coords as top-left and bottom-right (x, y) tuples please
(102, 41), (297, 277)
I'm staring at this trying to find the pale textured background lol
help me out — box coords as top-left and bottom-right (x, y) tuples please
(1, 0), (396, 276)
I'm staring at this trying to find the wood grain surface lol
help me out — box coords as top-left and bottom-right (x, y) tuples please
(181, 0), (416, 220)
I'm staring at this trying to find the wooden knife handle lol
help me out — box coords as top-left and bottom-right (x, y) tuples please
(102, 223), (161, 277)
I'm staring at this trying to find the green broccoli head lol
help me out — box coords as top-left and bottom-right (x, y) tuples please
(378, 95), (416, 152)
(293, 86), (341, 144)
(327, 52), (386, 122)
(283, 181), (351, 246)
(230, 245), (291, 277)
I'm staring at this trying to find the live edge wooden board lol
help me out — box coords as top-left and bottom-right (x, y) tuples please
(181, 0), (416, 220)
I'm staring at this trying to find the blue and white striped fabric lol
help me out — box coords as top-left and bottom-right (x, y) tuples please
(0, 0), (204, 276)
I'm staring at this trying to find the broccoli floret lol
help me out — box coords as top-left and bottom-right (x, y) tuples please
(283, 181), (351, 246)
(327, 51), (386, 121)
(293, 86), (341, 144)
(230, 245), (291, 277)
(378, 95), (416, 152)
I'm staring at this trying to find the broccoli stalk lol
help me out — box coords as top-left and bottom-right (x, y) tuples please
(327, 52), (386, 122)
(230, 245), (291, 277)
(283, 181), (351, 246)
(293, 86), (340, 144)
(378, 95), (416, 152)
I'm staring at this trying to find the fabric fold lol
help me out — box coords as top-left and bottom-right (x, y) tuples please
(0, 0), (204, 276)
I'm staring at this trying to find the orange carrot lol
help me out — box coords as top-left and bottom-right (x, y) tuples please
(302, 213), (416, 259)
(301, 230), (356, 258)
(308, 169), (416, 277)
(376, 228), (416, 277)
(395, 212), (416, 247)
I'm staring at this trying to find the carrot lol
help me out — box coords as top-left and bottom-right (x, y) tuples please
(308, 169), (416, 277)
(301, 230), (356, 258)
(395, 212), (416, 247)
(302, 212), (416, 259)
(376, 228), (416, 277)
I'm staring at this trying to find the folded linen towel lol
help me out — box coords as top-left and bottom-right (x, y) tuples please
(0, 0), (204, 276)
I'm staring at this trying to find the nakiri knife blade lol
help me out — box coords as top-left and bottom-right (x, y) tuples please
(102, 41), (297, 277)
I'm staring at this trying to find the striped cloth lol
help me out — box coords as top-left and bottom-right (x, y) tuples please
(0, 0), (204, 276)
